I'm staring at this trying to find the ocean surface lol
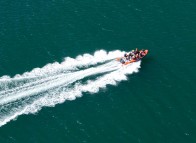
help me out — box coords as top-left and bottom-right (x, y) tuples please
(0, 0), (195, 143)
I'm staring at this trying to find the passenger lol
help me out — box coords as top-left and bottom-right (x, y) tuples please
(134, 48), (140, 55)
(139, 52), (143, 58)
(139, 50), (146, 58)
(139, 54), (142, 59)
(135, 53), (139, 60)
(124, 53), (130, 60)
(124, 53), (128, 57)
(126, 55), (130, 60)
(132, 55), (136, 60)
(129, 50), (135, 57)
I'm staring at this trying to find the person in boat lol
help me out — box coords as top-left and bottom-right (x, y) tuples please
(124, 53), (128, 58)
(139, 50), (146, 59)
(131, 55), (136, 60)
(136, 53), (140, 60)
(124, 53), (130, 60)
(129, 50), (135, 57)
(134, 48), (140, 55)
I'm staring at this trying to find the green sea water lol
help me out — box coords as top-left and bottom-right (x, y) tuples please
(0, 0), (195, 143)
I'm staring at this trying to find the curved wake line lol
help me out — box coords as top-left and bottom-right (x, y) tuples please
(0, 50), (124, 81)
(0, 50), (141, 127)
(0, 61), (119, 105)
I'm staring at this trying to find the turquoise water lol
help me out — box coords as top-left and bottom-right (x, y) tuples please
(0, 0), (195, 142)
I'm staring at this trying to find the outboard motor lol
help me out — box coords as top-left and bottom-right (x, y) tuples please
(120, 58), (126, 64)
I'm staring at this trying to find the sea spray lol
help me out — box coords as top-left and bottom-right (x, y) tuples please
(0, 50), (140, 127)
(0, 50), (123, 81)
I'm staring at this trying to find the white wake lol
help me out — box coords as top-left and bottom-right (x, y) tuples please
(0, 50), (141, 127)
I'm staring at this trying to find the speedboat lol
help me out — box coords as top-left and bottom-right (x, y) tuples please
(116, 49), (148, 65)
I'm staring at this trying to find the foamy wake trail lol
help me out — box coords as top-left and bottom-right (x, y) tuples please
(0, 50), (141, 127)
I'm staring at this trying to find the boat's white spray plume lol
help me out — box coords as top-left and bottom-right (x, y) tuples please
(0, 50), (141, 127)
